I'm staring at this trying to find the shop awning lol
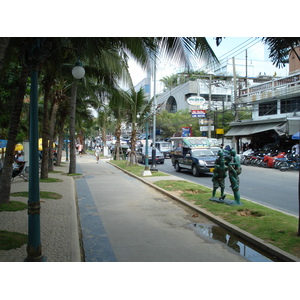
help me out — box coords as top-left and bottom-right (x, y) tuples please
(226, 122), (286, 137)
(287, 119), (300, 135)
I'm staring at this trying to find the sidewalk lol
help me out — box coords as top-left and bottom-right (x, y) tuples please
(0, 161), (81, 262)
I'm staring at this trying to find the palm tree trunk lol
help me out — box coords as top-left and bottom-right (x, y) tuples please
(48, 101), (59, 171)
(40, 80), (51, 179)
(129, 128), (137, 165)
(114, 124), (122, 160)
(0, 65), (28, 204)
(69, 80), (77, 174)
(55, 114), (67, 166)
(55, 131), (64, 166)
(0, 37), (10, 72)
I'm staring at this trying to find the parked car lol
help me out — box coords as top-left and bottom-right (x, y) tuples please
(136, 147), (165, 164)
(172, 148), (217, 176)
(155, 141), (172, 158)
(170, 137), (216, 176)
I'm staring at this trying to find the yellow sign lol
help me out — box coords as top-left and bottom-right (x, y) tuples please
(216, 128), (224, 134)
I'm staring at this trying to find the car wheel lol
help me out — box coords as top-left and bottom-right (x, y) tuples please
(279, 162), (288, 172)
(192, 164), (200, 177)
(175, 162), (181, 172)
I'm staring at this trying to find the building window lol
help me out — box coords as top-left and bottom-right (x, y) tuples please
(258, 101), (277, 116)
(166, 96), (177, 113)
(280, 97), (300, 114)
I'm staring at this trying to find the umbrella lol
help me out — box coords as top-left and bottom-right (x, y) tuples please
(15, 144), (23, 151)
(0, 140), (7, 148)
(38, 138), (56, 150)
(292, 132), (300, 140)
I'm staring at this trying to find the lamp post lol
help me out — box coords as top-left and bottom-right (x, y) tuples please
(150, 58), (158, 171)
(25, 40), (46, 261)
(26, 65), (45, 262)
(69, 59), (85, 174)
(142, 114), (152, 176)
(65, 129), (69, 161)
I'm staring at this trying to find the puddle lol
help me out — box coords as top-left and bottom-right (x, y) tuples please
(185, 223), (282, 262)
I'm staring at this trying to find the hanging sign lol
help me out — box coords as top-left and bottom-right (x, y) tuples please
(187, 96), (206, 106)
(191, 110), (206, 118)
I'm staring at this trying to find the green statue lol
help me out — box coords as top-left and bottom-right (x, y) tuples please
(227, 149), (242, 204)
(210, 152), (228, 200)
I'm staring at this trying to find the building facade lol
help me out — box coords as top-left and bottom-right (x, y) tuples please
(156, 77), (233, 113)
(226, 47), (300, 153)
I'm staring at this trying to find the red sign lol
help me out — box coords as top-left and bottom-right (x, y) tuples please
(191, 110), (206, 118)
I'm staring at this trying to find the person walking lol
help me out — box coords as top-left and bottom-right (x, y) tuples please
(94, 146), (101, 163)
(78, 144), (83, 157)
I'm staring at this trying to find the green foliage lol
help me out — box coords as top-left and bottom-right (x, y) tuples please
(10, 191), (62, 199)
(0, 230), (27, 250)
(110, 160), (168, 177)
(0, 201), (27, 212)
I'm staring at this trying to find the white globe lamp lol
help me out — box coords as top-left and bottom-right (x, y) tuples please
(72, 60), (85, 79)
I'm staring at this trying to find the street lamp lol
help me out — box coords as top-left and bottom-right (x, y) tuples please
(72, 60), (85, 79)
(69, 59), (85, 174)
(25, 40), (45, 262)
(150, 57), (158, 172)
(142, 114), (152, 176)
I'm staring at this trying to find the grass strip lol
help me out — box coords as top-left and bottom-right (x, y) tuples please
(0, 230), (27, 250)
(10, 191), (62, 200)
(110, 160), (168, 177)
(0, 201), (27, 212)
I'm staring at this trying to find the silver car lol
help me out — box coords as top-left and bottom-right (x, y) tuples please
(136, 147), (165, 164)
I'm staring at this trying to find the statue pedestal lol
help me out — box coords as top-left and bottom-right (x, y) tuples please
(209, 196), (243, 206)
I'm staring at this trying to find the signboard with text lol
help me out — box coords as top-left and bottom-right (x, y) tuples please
(187, 96), (206, 106)
(191, 110), (206, 118)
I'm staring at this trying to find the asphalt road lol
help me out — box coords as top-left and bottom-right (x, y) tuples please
(154, 158), (299, 217)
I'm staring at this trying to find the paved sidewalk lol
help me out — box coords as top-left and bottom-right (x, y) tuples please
(0, 162), (81, 262)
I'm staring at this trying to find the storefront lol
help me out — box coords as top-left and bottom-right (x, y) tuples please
(225, 118), (300, 153)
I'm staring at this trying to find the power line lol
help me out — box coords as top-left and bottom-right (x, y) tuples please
(200, 37), (263, 72)
(217, 37), (257, 60)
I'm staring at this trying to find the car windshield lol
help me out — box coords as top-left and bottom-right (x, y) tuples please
(144, 148), (163, 155)
(192, 149), (215, 157)
(158, 143), (172, 150)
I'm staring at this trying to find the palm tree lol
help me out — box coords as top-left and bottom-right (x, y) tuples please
(0, 64), (29, 204)
(126, 87), (151, 165)
(108, 88), (129, 160)
(261, 37), (300, 68)
(0, 37), (10, 71)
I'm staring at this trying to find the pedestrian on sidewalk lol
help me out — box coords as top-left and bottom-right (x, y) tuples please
(94, 146), (101, 163)
(78, 144), (83, 157)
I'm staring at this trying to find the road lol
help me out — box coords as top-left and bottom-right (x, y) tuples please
(154, 158), (299, 217)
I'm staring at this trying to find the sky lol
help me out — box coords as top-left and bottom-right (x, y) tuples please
(128, 37), (289, 92)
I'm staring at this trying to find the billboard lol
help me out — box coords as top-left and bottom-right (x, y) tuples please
(182, 127), (192, 137)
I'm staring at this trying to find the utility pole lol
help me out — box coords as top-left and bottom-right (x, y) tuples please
(245, 49), (248, 88)
(208, 74), (212, 138)
(232, 57), (240, 153)
(151, 57), (158, 171)
(232, 57), (238, 121)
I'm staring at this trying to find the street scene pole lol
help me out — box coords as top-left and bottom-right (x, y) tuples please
(25, 66), (44, 262)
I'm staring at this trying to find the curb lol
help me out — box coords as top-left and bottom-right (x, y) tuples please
(108, 161), (300, 262)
